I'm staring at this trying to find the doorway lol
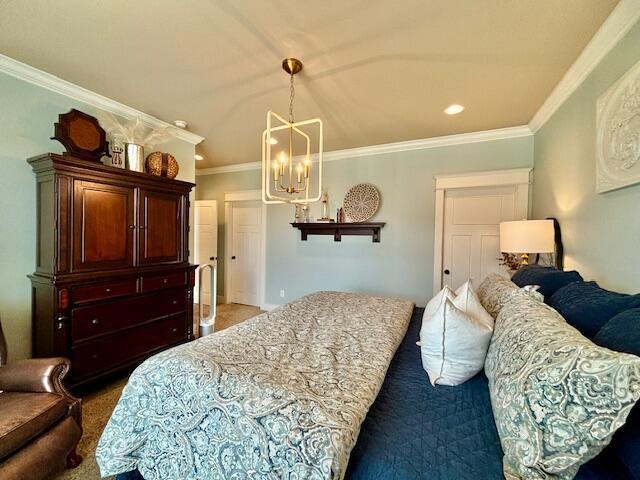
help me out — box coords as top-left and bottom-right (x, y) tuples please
(433, 168), (531, 294)
(193, 200), (218, 305)
(224, 190), (266, 308)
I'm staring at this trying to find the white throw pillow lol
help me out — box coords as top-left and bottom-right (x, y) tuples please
(421, 282), (493, 333)
(423, 285), (454, 319)
(420, 285), (494, 386)
(454, 280), (494, 329)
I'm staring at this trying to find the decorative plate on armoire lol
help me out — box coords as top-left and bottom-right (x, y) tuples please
(51, 109), (110, 162)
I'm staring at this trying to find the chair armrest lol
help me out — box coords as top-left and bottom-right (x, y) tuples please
(0, 357), (82, 426)
(0, 357), (71, 394)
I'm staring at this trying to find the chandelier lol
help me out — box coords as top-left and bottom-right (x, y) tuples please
(262, 58), (323, 204)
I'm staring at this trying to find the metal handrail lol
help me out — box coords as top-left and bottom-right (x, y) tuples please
(197, 260), (217, 336)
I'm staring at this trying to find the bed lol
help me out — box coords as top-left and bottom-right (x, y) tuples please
(97, 291), (414, 479)
(102, 286), (630, 480)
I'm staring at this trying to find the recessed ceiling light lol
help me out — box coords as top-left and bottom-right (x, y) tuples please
(194, 154), (204, 161)
(174, 120), (188, 128)
(444, 104), (464, 115)
(269, 137), (278, 145)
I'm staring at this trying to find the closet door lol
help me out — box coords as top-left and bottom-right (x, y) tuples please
(72, 180), (135, 271)
(441, 186), (516, 290)
(138, 189), (184, 265)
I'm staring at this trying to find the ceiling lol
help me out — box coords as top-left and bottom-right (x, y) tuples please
(0, 0), (618, 168)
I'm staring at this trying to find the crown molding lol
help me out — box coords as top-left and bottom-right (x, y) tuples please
(196, 162), (262, 176)
(196, 125), (532, 176)
(0, 54), (205, 145)
(528, 0), (640, 132)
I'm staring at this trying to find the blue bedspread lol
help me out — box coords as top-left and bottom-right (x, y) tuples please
(345, 307), (504, 480)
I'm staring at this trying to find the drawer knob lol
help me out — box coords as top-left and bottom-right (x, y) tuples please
(172, 328), (177, 333)
(172, 300), (177, 305)
(105, 288), (112, 293)
(163, 278), (168, 284)
(92, 354), (98, 359)
(91, 318), (99, 325)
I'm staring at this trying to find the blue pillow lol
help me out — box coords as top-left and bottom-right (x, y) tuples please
(594, 308), (640, 355)
(576, 445), (634, 479)
(511, 265), (583, 299)
(593, 308), (640, 480)
(548, 281), (640, 339)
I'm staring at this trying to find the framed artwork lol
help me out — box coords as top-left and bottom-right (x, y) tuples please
(596, 59), (640, 193)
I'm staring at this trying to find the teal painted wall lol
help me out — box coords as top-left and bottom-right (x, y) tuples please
(0, 72), (195, 361)
(197, 135), (534, 306)
(532, 19), (640, 293)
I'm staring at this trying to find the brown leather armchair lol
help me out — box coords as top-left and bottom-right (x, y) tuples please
(0, 319), (82, 480)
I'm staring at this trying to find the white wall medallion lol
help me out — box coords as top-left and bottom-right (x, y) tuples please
(343, 183), (380, 222)
(596, 59), (640, 193)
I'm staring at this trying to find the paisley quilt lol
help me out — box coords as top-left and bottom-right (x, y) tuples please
(96, 291), (414, 480)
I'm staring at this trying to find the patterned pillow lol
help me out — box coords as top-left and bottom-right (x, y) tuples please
(485, 295), (640, 479)
(476, 273), (520, 318)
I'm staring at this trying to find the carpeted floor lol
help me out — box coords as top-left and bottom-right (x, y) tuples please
(50, 302), (263, 480)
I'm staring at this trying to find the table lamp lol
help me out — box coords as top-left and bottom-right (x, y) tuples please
(499, 219), (555, 266)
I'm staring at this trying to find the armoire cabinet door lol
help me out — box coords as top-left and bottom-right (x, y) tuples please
(138, 189), (184, 265)
(72, 180), (135, 271)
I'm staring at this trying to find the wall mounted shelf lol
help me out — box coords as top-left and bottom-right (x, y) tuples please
(291, 222), (386, 243)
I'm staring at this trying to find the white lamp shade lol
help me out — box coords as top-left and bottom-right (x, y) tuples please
(499, 220), (555, 254)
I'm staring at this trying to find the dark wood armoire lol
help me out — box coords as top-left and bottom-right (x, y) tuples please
(28, 153), (197, 387)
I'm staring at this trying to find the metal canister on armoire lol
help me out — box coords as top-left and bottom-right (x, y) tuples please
(125, 143), (145, 172)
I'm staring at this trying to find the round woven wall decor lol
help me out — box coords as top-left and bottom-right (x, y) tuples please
(145, 151), (179, 179)
(343, 183), (380, 222)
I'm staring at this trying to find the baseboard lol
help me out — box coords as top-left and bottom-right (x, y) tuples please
(260, 303), (280, 311)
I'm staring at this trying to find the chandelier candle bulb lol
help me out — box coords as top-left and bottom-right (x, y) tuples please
(296, 164), (303, 183)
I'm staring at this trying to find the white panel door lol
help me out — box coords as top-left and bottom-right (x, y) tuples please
(194, 200), (218, 305)
(230, 202), (261, 306)
(442, 186), (517, 290)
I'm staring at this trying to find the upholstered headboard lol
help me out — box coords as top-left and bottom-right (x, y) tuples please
(533, 217), (564, 270)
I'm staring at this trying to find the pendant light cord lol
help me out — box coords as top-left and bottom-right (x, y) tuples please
(289, 73), (295, 123)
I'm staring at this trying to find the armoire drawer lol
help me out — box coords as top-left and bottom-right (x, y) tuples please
(141, 272), (186, 292)
(71, 313), (186, 380)
(72, 278), (138, 304)
(71, 288), (186, 342)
